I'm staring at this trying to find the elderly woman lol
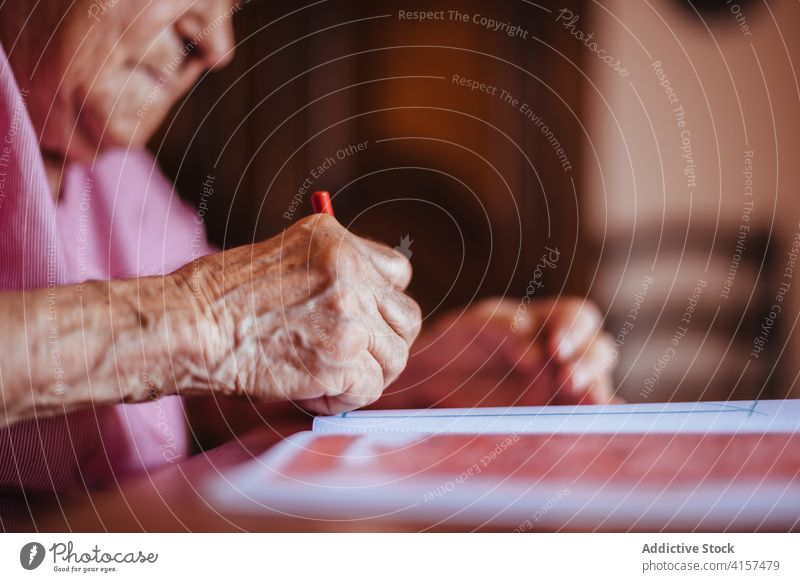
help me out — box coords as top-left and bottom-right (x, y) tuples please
(0, 0), (615, 524)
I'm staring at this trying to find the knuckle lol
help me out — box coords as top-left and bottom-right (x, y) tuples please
(306, 299), (366, 362)
(393, 251), (412, 275)
(405, 297), (423, 340)
(314, 243), (349, 280)
(365, 359), (386, 396)
(371, 243), (411, 285)
(297, 212), (340, 232)
(381, 337), (409, 382)
(334, 284), (366, 321)
(408, 295), (423, 324)
(475, 296), (503, 312)
(597, 331), (615, 350)
(345, 359), (384, 404)
(349, 383), (382, 408)
(332, 320), (369, 358)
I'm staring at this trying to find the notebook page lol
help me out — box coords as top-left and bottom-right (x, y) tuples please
(208, 430), (800, 530)
(312, 399), (800, 434)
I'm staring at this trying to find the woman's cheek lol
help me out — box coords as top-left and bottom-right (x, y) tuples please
(83, 68), (169, 148)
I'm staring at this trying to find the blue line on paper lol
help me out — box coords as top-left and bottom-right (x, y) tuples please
(336, 402), (769, 420)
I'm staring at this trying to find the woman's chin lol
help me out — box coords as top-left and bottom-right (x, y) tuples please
(72, 113), (161, 160)
(52, 131), (140, 166)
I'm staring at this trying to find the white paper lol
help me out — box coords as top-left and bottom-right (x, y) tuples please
(207, 400), (800, 530)
(312, 399), (800, 435)
(208, 431), (800, 531)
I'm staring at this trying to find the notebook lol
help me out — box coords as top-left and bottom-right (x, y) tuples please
(207, 399), (800, 530)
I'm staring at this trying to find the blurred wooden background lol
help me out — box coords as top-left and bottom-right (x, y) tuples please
(151, 0), (800, 402)
(152, 0), (586, 317)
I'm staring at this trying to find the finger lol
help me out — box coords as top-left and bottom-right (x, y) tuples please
(299, 393), (365, 416)
(338, 350), (387, 406)
(464, 297), (524, 328)
(352, 236), (413, 289)
(470, 298), (547, 369)
(553, 373), (609, 406)
(301, 351), (385, 414)
(294, 395), (337, 416)
(556, 333), (616, 402)
(576, 374), (616, 405)
(367, 316), (410, 386)
(540, 299), (603, 362)
(375, 290), (423, 347)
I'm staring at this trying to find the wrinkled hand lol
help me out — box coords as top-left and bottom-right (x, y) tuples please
(380, 297), (617, 409)
(177, 214), (422, 415)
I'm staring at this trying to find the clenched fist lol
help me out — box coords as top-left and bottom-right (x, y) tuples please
(177, 214), (422, 414)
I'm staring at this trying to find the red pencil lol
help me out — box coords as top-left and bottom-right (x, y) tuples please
(311, 190), (335, 217)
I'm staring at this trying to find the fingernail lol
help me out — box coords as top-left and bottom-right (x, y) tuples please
(558, 336), (576, 360)
(570, 367), (591, 392)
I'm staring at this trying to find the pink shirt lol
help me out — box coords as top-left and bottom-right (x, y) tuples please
(56, 149), (214, 478)
(0, 150), (213, 520)
(0, 41), (212, 527)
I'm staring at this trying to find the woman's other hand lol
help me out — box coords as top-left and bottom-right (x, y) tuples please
(380, 297), (618, 409)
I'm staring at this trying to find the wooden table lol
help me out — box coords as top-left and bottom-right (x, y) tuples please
(18, 421), (408, 532)
(14, 418), (798, 533)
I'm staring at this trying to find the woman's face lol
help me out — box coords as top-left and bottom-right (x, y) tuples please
(2, 0), (238, 163)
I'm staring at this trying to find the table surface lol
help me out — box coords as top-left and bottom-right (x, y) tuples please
(19, 417), (799, 533)
(29, 420), (411, 532)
